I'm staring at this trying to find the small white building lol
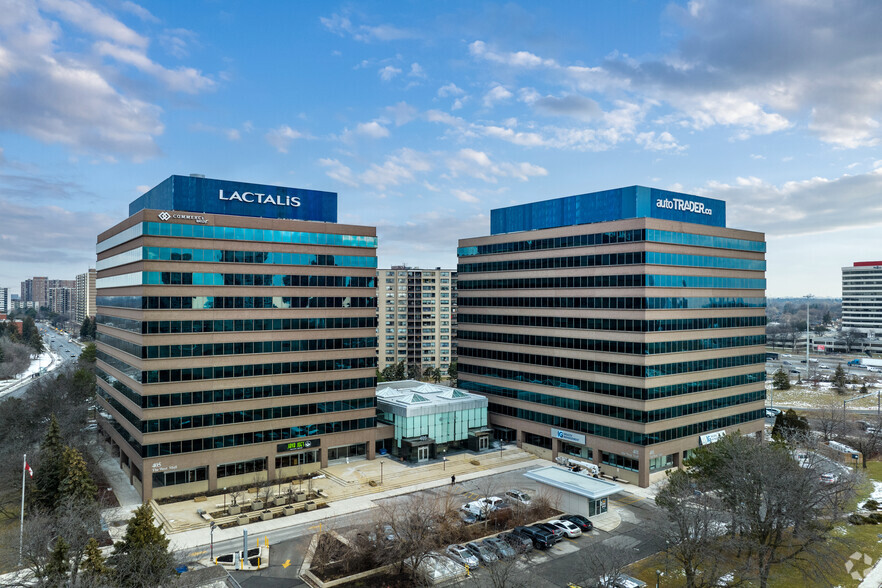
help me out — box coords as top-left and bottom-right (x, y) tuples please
(524, 465), (622, 517)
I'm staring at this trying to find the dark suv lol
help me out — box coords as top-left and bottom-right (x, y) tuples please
(534, 523), (564, 543)
(513, 525), (554, 549)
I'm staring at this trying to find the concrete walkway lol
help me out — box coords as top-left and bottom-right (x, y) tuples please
(88, 443), (143, 542)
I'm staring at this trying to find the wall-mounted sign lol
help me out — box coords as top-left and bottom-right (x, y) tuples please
(655, 197), (713, 216)
(698, 430), (727, 446)
(157, 211), (209, 224)
(276, 438), (320, 453)
(219, 190), (300, 207)
(551, 428), (586, 445)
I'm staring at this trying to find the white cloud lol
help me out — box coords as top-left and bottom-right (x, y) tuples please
(409, 62), (425, 78)
(635, 131), (685, 152)
(446, 148), (547, 183)
(750, 154), (765, 160)
(360, 148), (432, 190)
(40, 0), (147, 47)
(483, 85), (513, 108)
(159, 28), (199, 59)
(452, 189), (479, 203)
(118, 1), (159, 23)
(320, 13), (416, 43)
(265, 126), (308, 153)
(384, 102), (417, 126)
(355, 121), (389, 138)
(95, 41), (215, 93)
(318, 158), (359, 187)
(469, 41), (556, 68)
(378, 65), (402, 81)
(437, 83), (464, 97)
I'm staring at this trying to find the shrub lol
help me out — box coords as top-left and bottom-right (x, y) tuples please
(470, 459), (480, 466)
(864, 499), (879, 511)
(848, 513), (867, 525)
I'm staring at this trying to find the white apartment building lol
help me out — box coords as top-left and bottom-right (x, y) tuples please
(377, 266), (457, 375)
(76, 269), (97, 324)
(842, 261), (882, 336)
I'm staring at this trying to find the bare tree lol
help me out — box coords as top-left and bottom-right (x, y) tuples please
(844, 416), (882, 469)
(683, 433), (857, 588)
(573, 541), (640, 588)
(813, 401), (848, 442)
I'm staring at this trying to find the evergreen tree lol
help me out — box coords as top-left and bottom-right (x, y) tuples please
(80, 537), (109, 583)
(79, 342), (97, 364)
(446, 360), (458, 387)
(772, 409), (811, 442)
(393, 360), (406, 380)
(772, 368), (791, 390)
(88, 318), (96, 339)
(59, 446), (97, 504)
(45, 536), (70, 586)
(832, 364), (849, 394)
(80, 317), (91, 340)
(112, 504), (174, 588)
(34, 415), (66, 510)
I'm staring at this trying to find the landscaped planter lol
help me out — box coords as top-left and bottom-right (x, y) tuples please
(305, 501), (316, 512)
(260, 510), (272, 521)
(294, 491), (307, 503)
(252, 500), (264, 511)
(228, 505), (241, 515)
(274, 497), (286, 507)
(284, 506), (297, 516)
(237, 515), (249, 526)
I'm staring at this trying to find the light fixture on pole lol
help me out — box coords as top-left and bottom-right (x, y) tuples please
(210, 521), (216, 561)
(805, 294), (813, 379)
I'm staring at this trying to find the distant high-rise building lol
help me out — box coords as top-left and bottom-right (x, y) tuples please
(377, 266), (457, 375)
(842, 262), (882, 337)
(21, 276), (48, 308)
(457, 186), (767, 488)
(76, 269), (97, 324)
(0, 287), (8, 313)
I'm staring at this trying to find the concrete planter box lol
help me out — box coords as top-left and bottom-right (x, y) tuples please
(252, 500), (264, 511)
(228, 505), (241, 515)
(260, 510), (273, 521)
(294, 491), (307, 503)
(237, 515), (249, 526)
(274, 497), (286, 507)
(284, 506), (297, 516)
(305, 501), (316, 512)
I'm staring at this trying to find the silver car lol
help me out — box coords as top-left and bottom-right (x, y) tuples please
(446, 544), (479, 568)
(465, 541), (498, 563)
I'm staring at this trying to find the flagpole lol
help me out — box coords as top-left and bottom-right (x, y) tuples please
(19, 453), (25, 566)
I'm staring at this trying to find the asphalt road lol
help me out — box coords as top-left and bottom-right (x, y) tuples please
(4, 325), (82, 400)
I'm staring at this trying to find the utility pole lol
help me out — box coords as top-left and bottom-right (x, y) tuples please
(805, 294), (813, 379)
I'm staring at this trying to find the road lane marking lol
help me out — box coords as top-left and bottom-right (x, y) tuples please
(188, 550), (207, 557)
(282, 559), (291, 568)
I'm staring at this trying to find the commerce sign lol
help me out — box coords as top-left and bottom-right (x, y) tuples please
(276, 438), (320, 453)
(698, 430), (727, 446)
(551, 428), (586, 445)
(157, 211), (209, 224)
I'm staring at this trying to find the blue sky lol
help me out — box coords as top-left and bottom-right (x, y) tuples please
(2, 0), (882, 298)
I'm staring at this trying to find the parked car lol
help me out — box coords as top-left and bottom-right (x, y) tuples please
(446, 544), (479, 569)
(379, 524), (397, 542)
(499, 531), (533, 553)
(561, 514), (594, 532)
(766, 407), (782, 418)
(820, 473), (838, 484)
(464, 541), (498, 563)
(513, 525), (553, 549)
(504, 489), (531, 506)
(483, 537), (516, 559)
(459, 510), (478, 525)
(597, 573), (648, 588)
(535, 523), (564, 543)
(547, 519), (582, 538)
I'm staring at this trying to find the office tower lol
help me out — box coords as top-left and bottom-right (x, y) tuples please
(842, 262), (882, 338)
(95, 175), (380, 501)
(377, 266), (457, 376)
(457, 186), (766, 487)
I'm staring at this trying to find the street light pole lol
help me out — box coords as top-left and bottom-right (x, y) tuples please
(210, 521), (216, 561)
(380, 461), (384, 485)
(805, 294), (813, 379)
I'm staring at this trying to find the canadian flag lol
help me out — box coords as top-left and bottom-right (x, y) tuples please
(24, 462), (33, 478)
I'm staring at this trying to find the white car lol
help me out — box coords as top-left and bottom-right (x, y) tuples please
(820, 473), (838, 484)
(547, 519), (582, 538)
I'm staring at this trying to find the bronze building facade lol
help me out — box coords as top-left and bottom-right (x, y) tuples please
(95, 176), (384, 501)
(457, 187), (767, 487)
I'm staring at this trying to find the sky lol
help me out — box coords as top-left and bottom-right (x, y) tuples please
(1, 0), (882, 298)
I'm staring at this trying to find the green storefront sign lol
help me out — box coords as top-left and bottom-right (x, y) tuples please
(276, 438), (320, 453)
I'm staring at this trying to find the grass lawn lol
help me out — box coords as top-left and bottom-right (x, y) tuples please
(769, 382), (882, 410)
(627, 461), (882, 587)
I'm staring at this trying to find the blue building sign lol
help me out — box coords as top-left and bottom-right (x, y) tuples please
(490, 185), (725, 235)
(129, 175), (337, 223)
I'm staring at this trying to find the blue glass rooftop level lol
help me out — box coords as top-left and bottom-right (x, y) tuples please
(490, 186), (725, 235)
